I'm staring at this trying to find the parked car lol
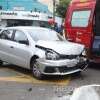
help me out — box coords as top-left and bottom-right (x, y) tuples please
(0, 26), (88, 79)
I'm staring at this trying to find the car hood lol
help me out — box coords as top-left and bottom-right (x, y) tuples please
(36, 40), (85, 55)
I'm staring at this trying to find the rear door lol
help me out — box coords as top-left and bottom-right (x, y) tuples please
(71, 10), (92, 47)
(65, 2), (96, 48)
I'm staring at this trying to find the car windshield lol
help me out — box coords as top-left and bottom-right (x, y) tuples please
(27, 28), (64, 41)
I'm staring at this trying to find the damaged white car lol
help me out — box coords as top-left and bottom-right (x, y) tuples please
(0, 26), (88, 79)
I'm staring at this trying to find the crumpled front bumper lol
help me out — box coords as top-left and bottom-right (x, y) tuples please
(36, 57), (88, 75)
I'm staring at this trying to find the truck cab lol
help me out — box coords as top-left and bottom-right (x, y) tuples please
(65, 0), (100, 63)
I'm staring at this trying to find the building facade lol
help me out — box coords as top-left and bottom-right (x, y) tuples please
(0, 0), (53, 28)
(38, 0), (59, 13)
(0, 0), (50, 13)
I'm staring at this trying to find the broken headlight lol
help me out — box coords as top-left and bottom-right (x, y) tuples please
(45, 50), (60, 60)
(82, 49), (86, 57)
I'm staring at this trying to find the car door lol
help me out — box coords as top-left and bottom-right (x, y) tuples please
(65, 2), (95, 48)
(10, 29), (31, 68)
(0, 29), (15, 63)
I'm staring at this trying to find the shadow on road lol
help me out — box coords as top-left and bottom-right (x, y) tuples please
(88, 63), (100, 69)
(1, 64), (31, 75)
(0, 64), (70, 81)
(69, 63), (100, 82)
(1, 62), (100, 81)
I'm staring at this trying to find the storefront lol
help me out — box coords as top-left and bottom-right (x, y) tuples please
(0, 0), (53, 28)
(0, 10), (52, 28)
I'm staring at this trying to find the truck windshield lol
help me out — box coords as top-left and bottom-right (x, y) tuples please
(71, 10), (91, 27)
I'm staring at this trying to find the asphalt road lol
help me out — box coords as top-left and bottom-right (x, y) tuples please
(0, 64), (99, 100)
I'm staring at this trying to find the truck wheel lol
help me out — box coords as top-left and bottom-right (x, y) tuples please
(31, 60), (43, 79)
(0, 60), (3, 66)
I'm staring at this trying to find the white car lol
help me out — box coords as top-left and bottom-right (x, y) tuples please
(0, 26), (88, 79)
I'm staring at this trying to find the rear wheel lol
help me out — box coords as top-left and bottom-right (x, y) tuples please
(31, 59), (43, 79)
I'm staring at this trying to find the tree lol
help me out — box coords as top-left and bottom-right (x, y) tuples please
(56, 0), (70, 18)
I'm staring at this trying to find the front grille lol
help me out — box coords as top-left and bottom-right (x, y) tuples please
(58, 66), (79, 73)
(44, 66), (79, 73)
(60, 55), (78, 59)
(44, 67), (55, 73)
(44, 60), (87, 74)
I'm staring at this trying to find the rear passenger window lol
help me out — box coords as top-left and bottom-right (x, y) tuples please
(0, 30), (13, 40)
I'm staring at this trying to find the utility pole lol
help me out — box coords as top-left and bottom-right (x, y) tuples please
(53, 0), (56, 21)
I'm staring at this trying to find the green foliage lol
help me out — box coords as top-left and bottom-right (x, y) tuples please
(56, 0), (70, 18)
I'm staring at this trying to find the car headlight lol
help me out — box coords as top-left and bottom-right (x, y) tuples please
(81, 49), (86, 57)
(45, 50), (60, 60)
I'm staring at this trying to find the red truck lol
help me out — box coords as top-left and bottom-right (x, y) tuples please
(65, 0), (100, 63)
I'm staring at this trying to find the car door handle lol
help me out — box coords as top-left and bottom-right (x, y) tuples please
(10, 46), (14, 48)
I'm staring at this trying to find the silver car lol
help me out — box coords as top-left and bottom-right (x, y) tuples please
(0, 26), (88, 79)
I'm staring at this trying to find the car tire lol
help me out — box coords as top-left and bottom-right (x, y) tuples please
(31, 59), (43, 80)
(0, 60), (3, 66)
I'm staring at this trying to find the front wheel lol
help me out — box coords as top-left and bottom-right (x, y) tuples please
(31, 60), (43, 79)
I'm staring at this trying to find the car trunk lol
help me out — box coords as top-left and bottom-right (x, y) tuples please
(92, 0), (100, 57)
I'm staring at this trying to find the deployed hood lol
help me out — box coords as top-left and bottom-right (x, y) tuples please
(36, 40), (84, 55)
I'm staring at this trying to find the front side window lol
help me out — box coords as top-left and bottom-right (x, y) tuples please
(71, 10), (91, 27)
(0, 30), (13, 40)
(14, 30), (28, 44)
